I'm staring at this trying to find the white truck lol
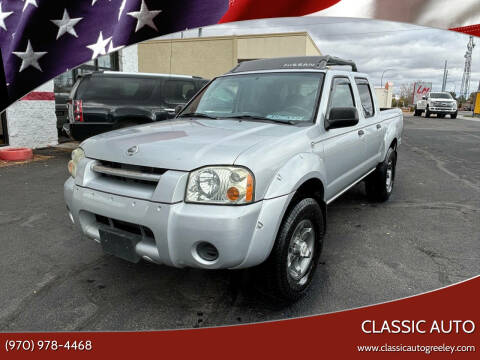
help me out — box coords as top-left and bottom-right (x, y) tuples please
(64, 56), (404, 301)
(414, 91), (458, 118)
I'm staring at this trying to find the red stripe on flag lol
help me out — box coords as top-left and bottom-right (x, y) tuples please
(219, 0), (341, 23)
(20, 92), (55, 101)
(451, 24), (480, 37)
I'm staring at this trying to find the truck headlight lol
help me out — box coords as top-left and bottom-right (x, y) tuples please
(186, 166), (254, 205)
(68, 147), (85, 178)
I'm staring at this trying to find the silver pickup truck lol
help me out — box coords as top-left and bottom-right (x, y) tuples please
(64, 56), (403, 301)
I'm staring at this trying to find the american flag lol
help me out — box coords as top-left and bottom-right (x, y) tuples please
(0, 0), (337, 112)
(0, 0), (479, 112)
(0, 0), (230, 111)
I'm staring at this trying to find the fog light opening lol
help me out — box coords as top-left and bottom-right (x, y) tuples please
(196, 242), (219, 262)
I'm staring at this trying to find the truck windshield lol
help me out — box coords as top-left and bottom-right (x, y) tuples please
(180, 72), (325, 123)
(430, 93), (452, 99)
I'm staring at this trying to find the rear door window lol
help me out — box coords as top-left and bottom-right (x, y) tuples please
(76, 76), (158, 103)
(355, 78), (375, 118)
(163, 79), (197, 105)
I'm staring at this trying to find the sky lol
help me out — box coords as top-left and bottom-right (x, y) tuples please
(159, 16), (480, 97)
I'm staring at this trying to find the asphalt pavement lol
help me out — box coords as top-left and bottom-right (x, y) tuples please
(0, 114), (479, 331)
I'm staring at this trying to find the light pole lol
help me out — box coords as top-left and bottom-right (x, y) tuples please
(381, 69), (394, 88)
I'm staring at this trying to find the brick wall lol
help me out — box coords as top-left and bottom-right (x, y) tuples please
(6, 80), (57, 149)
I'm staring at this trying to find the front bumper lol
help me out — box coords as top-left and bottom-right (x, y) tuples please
(429, 107), (457, 114)
(64, 177), (289, 269)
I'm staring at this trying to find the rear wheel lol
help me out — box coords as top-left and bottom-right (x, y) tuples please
(366, 147), (397, 202)
(261, 198), (324, 302)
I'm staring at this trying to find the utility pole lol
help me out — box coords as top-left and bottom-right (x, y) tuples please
(441, 60), (448, 92)
(460, 36), (475, 99)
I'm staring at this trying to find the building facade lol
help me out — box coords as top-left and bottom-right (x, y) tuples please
(138, 32), (321, 79)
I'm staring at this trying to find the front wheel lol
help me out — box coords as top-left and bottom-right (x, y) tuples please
(425, 107), (431, 118)
(261, 198), (324, 302)
(365, 147), (397, 202)
(451, 112), (457, 119)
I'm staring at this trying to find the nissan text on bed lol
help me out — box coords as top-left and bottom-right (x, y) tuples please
(64, 56), (403, 301)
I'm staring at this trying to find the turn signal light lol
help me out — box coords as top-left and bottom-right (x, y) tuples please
(246, 174), (253, 202)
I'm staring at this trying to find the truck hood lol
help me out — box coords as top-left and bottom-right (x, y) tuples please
(430, 98), (456, 103)
(80, 119), (303, 171)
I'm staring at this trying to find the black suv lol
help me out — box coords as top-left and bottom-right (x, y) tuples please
(65, 71), (208, 141)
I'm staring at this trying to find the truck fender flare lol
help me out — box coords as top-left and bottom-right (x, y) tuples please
(263, 153), (327, 201)
(381, 126), (398, 160)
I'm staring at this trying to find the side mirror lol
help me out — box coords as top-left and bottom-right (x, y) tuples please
(422, 96), (427, 100)
(325, 107), (359, 130)
(174, 104), (184, 115)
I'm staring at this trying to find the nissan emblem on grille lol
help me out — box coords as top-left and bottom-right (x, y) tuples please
(127, 145), (139, 156)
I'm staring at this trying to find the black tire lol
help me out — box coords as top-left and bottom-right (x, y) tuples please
(261, 198), (324, 302)
(413, 108), (420, 116)
(451, 112), (457, 119)
(425, 107), (431, 118)
(365, 147), (397, 202)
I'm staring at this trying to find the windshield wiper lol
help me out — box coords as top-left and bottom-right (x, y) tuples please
(223, 114), (298, 125)
(178, 112), (218, 119)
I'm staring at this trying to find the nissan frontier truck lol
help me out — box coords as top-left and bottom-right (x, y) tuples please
(64, 56), (403, 301)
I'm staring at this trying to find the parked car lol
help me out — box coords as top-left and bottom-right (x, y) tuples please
(414, 91), (458, 118)
(64, 56), (403, 301)
(65, 71), (209, 141)
(55, 92), (69, 136)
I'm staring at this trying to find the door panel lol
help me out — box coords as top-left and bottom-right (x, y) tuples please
(355, 78), (383, 170)
(313, 76), (366, 200)
(322, 127), (366, 199)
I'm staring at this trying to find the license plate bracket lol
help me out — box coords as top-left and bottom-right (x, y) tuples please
(99, 226), (141, 263)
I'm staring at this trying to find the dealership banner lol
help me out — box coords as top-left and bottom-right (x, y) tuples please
(1, 0), (480, 112)
(413, 81), (433, 104)
(0, 277), (478, 358)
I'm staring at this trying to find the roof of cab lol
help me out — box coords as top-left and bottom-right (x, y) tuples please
(229, 55), (358, 74)
(87, 71), (206, 80)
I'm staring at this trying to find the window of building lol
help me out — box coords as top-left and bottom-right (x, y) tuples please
(54, 53), (119, 95)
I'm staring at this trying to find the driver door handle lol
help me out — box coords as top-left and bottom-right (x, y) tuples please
(358, 129), (365, 136)
(376, 124), (382, 129)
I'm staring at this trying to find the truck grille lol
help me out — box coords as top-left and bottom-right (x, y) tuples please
(95, 214), (155, 239)
(92, 160), (166, 185)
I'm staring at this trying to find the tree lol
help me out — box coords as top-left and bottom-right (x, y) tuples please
(399, 80), (426, 105)
(399, 83), (415, 100)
